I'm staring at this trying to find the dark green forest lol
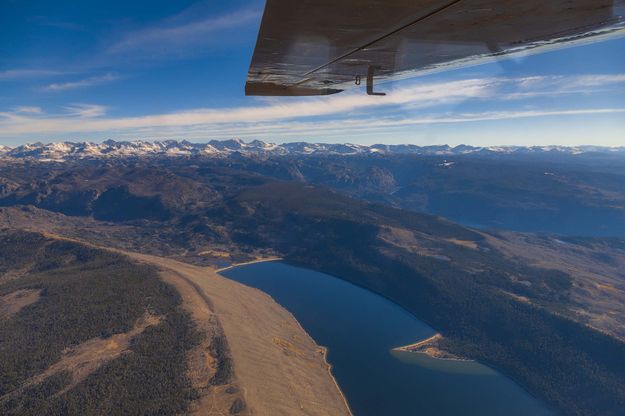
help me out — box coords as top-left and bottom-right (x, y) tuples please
(0, 230), (199, 415)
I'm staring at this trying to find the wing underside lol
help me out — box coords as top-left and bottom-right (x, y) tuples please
(246, 0), (625, 96)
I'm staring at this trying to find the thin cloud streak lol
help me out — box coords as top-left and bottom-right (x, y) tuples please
(63, 104), (108, 118)
(1, 74), (623, 139)
(13, 106), (43, 114)
(498, 74), (625, 100)
(107, 8), (261, 58)
(42, 73), (120, 92)
(74, 108), (625, 147)
(114, 108), (625, 140)
(0, 69), (65, 81)
(567, 74), (625, 88)
(0, 78), (494, 135)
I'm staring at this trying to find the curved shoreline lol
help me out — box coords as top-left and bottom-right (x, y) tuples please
(392, 333), (474, 362)
(217, 260), (353, 416)
(215, 257), (282, 273)
(314, 342), (354, 415)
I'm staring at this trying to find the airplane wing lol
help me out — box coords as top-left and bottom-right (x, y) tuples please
(245, 0), (625, 96)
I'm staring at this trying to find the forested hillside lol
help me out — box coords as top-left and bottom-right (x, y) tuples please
(217, 182), (625, 416)
(0, 231), (199, 415)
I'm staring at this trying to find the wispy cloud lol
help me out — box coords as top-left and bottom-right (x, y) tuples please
(42, 73), (120, 92)
(101, 108), (625, 144)
(492, 74), (625, 101)
(567, 74), (625, 88)
(63, 104), (108, 118)
(29, 15), (86, 32)
(107, 7), (261, 59)
(13, 106), (43, 114)
(0, 69), (65, 81)
(1, 74), (623, 140)
(1, 78), (493, 135)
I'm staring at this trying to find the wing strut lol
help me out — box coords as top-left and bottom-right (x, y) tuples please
(366, 66), (386, 96)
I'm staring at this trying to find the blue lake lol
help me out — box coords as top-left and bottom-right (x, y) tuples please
(221, 261), (553, 416)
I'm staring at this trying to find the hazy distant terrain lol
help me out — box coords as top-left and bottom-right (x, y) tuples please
(4, 140), (624, 236)
(2, 140), (625, 415)
(285, 152), (625, 236)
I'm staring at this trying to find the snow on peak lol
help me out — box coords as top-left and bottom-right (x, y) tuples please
(0, 140), (623, 161)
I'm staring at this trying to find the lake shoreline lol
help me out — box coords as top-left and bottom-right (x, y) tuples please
(393, 333), (474, 362)
(221, 261), (553, 416)
(215, 256), (283, 273)
(217, 258), (353, 416)
(319, 345), (355, 416)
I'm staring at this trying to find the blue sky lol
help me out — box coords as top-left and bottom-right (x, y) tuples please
(1, 0), (624, 147)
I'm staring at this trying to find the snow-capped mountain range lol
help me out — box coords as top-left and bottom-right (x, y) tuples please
(0, 139), (623, 161)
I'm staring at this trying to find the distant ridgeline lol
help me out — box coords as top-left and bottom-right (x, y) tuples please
(3, 140), (625, 237)
(1, 139), (624, 160)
